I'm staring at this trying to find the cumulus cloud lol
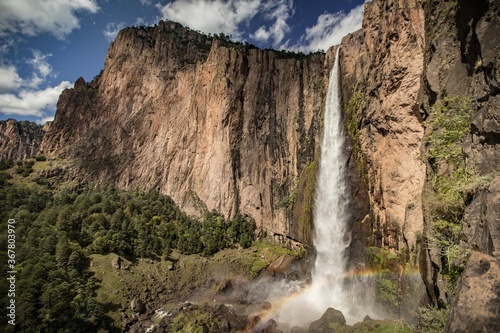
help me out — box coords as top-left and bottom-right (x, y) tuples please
(0, 66), (24, 92)
(38, 115), (55, 125)
(157, 0), (261, 39)
(290, 4), (364, 52)
(0, 49), (70, 122)
(0, 81), (73, 119)
(140, 0), (153, 5)
(103, 22), (127, 41)
(0, 50), (55, 92)
(24, 50), (56, 88)
(250, 0), (294, 45)
(0, 0), (99, 39)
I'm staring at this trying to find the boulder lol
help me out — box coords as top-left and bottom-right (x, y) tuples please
(445, 252), (500, 333)
(291, 326), (307, 333)
(255, 319), (283, 333)
(308, 307), (346, 332)
(130, 298), (145, 314)
(112, 256), (122, 269)
(266, 255), (296, 278)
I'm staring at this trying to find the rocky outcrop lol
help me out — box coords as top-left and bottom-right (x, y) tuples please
(332, 0), (428, 318)
(418, 0), (500, 324)
(444, 252), (500, 333)
(308, 307), (346, 332)
(41, 21), (327, 244)
(339, 0), (426, 257)
(421, 0), (500, 308)
(462, 176), (500, 257)
(0, 119), (46, 160)
(38, 0), (500, 326)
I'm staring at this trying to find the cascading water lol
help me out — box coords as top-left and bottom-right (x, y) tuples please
(311, 46), (350, 302)
(270, 47), (376, 329)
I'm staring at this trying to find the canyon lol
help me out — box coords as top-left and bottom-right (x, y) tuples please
(1, 0), (499, 331)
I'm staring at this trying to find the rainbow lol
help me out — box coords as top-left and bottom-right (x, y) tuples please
(247, 267), (421, 331)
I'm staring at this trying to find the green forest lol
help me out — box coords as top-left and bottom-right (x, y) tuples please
(0, 161), (255, 332)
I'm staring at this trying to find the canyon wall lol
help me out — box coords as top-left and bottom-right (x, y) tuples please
(339, 0), (426, 264)
(36, 0), (500, 326)
(41, 21), (328, 244)
(419, 0), (500, 330)
(0, 119), (46, 161)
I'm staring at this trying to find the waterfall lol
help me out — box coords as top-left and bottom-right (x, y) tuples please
(270, 47), (375, 329)
(310, 46), (351, 310)
(313, 46), (350, 284)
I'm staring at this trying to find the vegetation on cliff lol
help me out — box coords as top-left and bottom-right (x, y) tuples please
(0, 160), (256, 332)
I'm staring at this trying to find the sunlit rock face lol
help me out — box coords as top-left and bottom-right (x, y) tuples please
(0, 119), (46, 160)
(41, 20), (327, 244)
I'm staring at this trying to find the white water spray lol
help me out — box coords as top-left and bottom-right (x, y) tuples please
(308, 45), (351, 315)
(270, 48), (376, 329)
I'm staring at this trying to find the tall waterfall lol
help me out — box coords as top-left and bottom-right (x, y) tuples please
(270, 47), (374, 329)
(310, 46), (350, 310)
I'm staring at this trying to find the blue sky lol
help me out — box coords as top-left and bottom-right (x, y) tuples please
(0, 0), (366, 124)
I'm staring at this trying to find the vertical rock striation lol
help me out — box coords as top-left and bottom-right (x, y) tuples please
(41, 21), (327, 244)
(0, 119), (46, 161)
(419, 0), (500, 328)
(338, 0), (426, 262)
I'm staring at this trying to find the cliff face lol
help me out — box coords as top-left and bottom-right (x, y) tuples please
(418, 0), (500, 329)
(339, 0), (426, 258)
(41, 21), (327, 244)
(39, 0), (500, 325)
(0, 119), (46, 161)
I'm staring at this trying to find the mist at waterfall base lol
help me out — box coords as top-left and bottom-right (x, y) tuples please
(258, 49), (382, 329)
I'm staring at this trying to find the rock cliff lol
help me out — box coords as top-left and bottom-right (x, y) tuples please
(338, 0), (499, 325)
(41, 21), (327, 245)
(337, 0), (426, 271)
(0, 119), (46, 161)
(418, 0), (500, 329)
(37, 0), (500, 327)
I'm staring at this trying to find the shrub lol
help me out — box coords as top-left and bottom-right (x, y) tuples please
(414, 306), (449, 333)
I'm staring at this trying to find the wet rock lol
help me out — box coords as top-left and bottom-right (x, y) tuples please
(308, 307), (346, 333)
(259, 301), (272, 310)
(291, 326), (307, 333)
(266, 255), (296, 278)
(445, 252), (500, 333)
(256, 319), (283, 333)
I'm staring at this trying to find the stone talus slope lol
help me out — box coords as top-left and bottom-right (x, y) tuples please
(41, 21), (326, 243)
(0, 119), (46, 161)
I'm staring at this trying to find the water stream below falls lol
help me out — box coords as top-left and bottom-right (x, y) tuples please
(269, 48), (377, 329)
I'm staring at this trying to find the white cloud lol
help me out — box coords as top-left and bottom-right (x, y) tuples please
(0, 66), (23, 92)
(0, 38), (15, 54)
(0, 0), (99, 39)
(38, 115), (55, 125)
(290, 4), (364, 52)
(103, 22), (127, 41)
(250, 0), (294, 45)
(0, 50), (70, 122)
(0, 81), (73, 119)
(140, 0), (153, 5)
(0, 50), (56, 92)
(24, 50), (56, 88)
(157, 0), (261, 39)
